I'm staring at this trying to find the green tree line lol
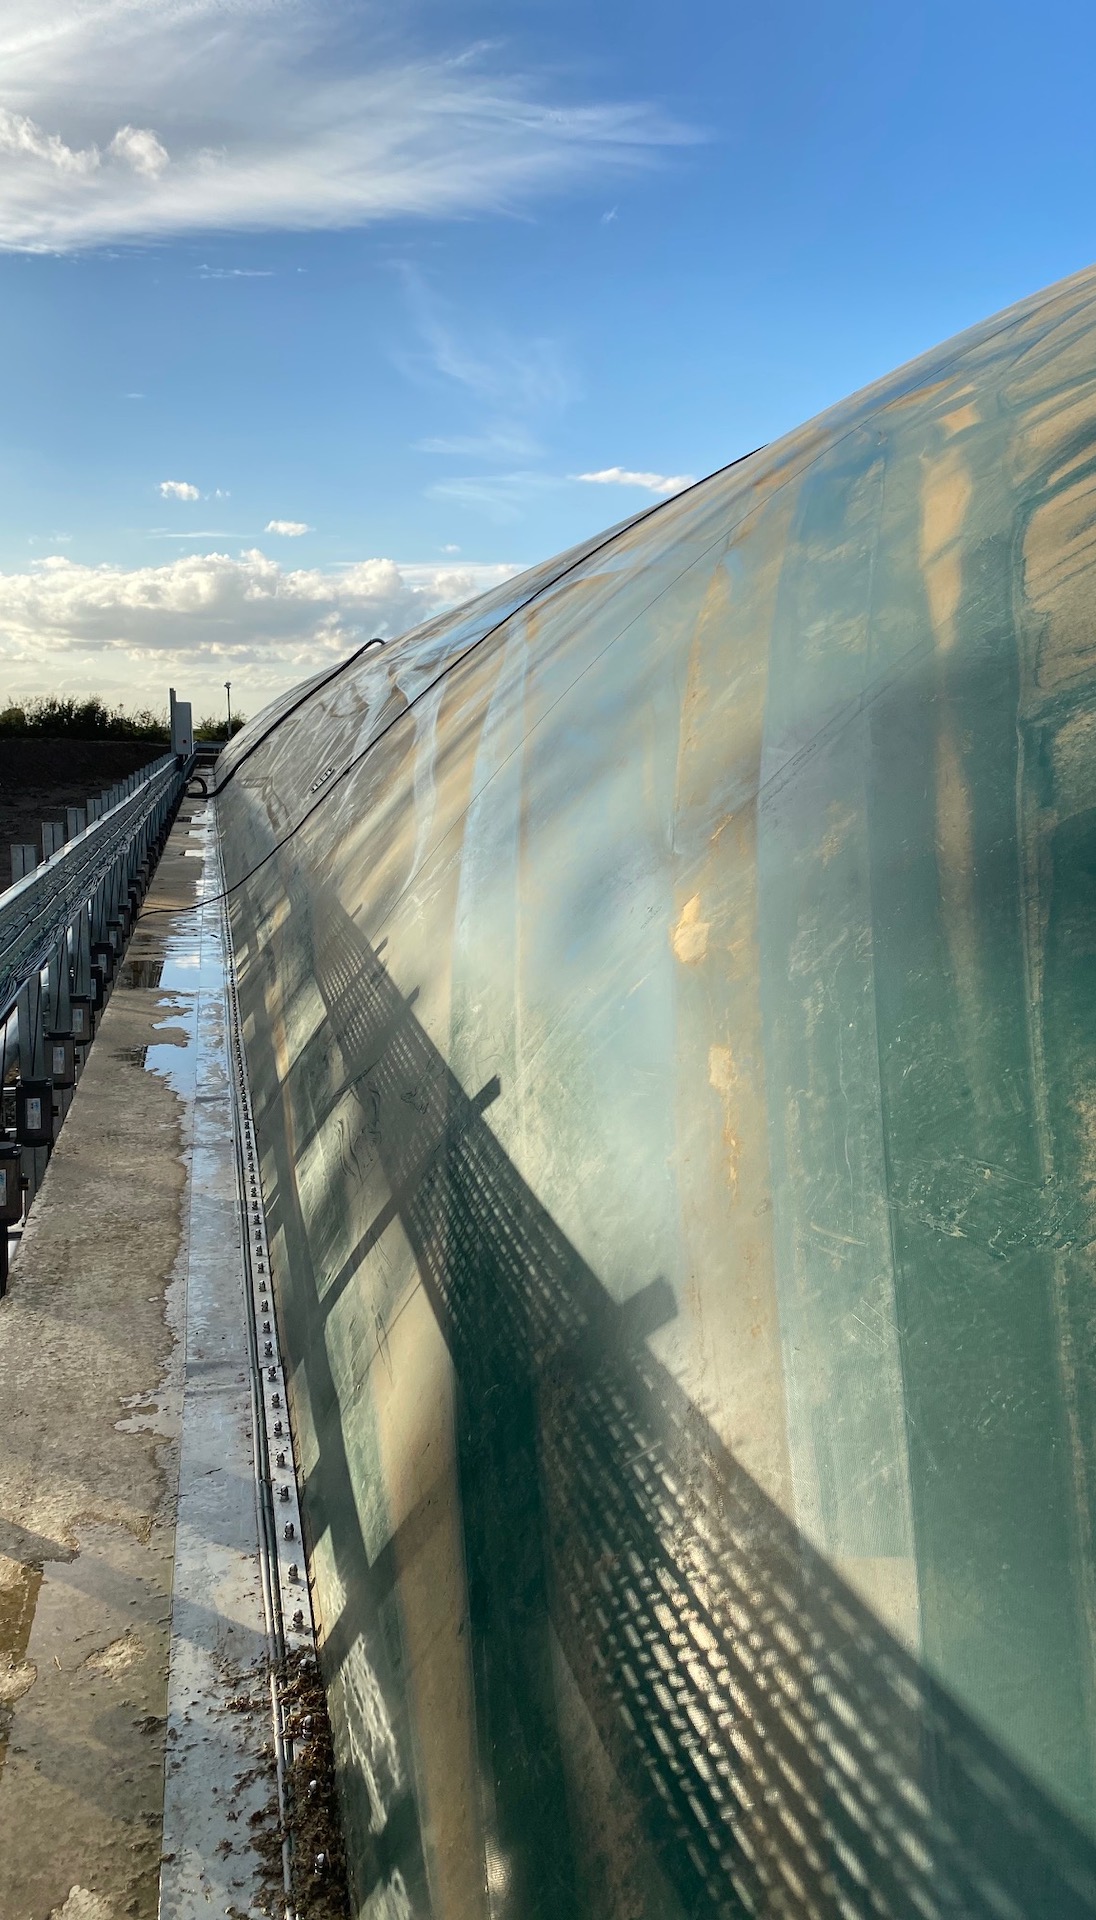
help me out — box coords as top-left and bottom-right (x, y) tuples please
(0, 697), (245, 742)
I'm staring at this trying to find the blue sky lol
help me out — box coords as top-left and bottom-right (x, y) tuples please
(1, 0), (1094, 719)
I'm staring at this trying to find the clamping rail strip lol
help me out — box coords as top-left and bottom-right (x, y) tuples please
(0, 754), (184, 1027)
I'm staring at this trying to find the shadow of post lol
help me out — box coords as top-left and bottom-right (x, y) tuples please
(252, 878), (1096, 1920)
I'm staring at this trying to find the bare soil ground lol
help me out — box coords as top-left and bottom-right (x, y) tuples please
(0, 739), (164, 877)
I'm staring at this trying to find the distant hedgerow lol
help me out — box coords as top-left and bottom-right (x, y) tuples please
(194, 713), (247, 741)
(0, 696), (170, 742)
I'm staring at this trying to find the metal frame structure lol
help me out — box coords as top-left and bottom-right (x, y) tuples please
(0, 752), (189, 1243)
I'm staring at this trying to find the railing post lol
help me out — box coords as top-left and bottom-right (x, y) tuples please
(11, 845), (36, 887)
(16, 972), (46, 1208)
(73, 902), (92, 998)
(47, 934), (72, 1034)
(46, 931), (74, 1125)
(16, 975), (44, 1073)
(91, 871), (106, 946)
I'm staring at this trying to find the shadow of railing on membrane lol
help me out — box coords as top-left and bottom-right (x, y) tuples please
(258, 880), (1096, 1920)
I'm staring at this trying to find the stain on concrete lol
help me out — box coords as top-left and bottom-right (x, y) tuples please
(82, 1630), (144, 1677)
(48, 1887), (116, 1920)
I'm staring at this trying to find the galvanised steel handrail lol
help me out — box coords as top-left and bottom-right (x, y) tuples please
(0, 752), (186, 1028)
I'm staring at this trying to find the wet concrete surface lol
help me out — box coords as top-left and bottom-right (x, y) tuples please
(154, 809), (279, 1920)
(0, 798), (278, 1920)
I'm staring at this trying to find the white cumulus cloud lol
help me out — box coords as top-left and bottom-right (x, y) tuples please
(573, 467), (696, 496)
(0, 106), (97, 175)
(0, 1), (695, 252)
(108, 125), (169, 179)
(159, 480), (200, 501)
(265, 520), (313, 537)
(0, 548), (521, 710)
(0, 107), (169, 189)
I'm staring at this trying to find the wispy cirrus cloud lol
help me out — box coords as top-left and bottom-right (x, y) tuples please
(148, 528), (245, 540)
(415, 428), (540, 459)
(427, 471), (563, 524)
(0, 2), (695, 252)
(198, 264), (274, 281)
(574, 466), (696, 496)
(403, 275), (580, 516)
(428, 461), (699, 523)
(404, 291), (575, 416)
(0, 548), (522, 705)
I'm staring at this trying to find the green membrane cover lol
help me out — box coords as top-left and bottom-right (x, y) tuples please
(220, 263), (1096, 1919)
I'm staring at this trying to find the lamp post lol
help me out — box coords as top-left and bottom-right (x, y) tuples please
(224, 680), (232, 738)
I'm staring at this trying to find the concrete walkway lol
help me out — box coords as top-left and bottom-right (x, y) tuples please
(0, 796), (284, 1920)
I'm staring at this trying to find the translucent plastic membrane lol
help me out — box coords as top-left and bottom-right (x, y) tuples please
(221, 264), (1096, 1920)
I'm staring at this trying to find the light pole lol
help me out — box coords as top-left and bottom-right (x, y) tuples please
(224, 680), (232, 738)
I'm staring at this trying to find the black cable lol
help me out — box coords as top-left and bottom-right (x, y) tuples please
(207, 636), (384, 796)
(143, 449), (763, 920)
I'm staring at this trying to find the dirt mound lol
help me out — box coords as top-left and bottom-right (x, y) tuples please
(0, 739), (165, 879)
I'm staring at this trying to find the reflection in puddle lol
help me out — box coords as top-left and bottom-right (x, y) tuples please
(145, 1042), (191, 1087)
(162, 958), (216, 994)
(119, 955), (206, 995)
(118, 959), (164, 990)
(139, 806), (218, 1101)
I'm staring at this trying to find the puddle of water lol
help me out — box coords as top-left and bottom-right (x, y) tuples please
(145, 1041), (192, 1083)
(165, 957), (221, 994)
(115, 1386), (177, 1440)
(118, 959), (164, 990)
(119, 953), (210, 997)
(139, 807), (220, 1103)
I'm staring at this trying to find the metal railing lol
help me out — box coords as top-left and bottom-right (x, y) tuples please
(0, 754), (180, 1025)
(0, 752), (189, 1270)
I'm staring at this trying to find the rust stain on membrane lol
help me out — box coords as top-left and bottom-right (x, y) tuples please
(708, 1044), (741, 1194)
(920, 446), (973, 654)
(671, 894), (710, 965)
